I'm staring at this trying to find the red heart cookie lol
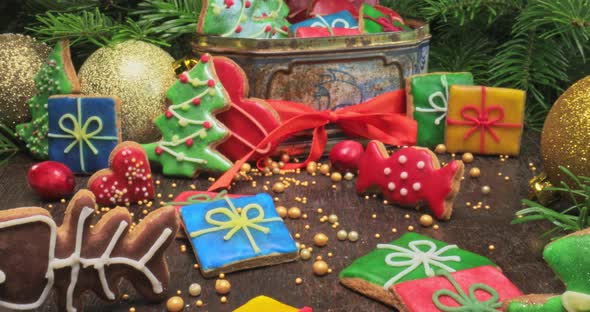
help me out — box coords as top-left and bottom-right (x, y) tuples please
(214, 57), (281, 161)
(88, 141), (155, 206)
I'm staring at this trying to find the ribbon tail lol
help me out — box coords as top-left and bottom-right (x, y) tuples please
(281, 126), (328, 170)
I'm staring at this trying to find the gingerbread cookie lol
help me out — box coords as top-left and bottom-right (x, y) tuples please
(339, 232), (497, 306)
(235, 295), (312, 312)
(507, 228), (590, 312)
(213, 57), (281, 161)
(48, 95), (122, 174)
(180, 193), (298, 277)
(356, 141), (464, 220)
(391, 266), (522, 312)
(88, 141), (155, 206)
(142, 54), (233, 178)
(16, 40), (80, 159)
(0, 189), (177, 312)
(197, 0), (290, 39)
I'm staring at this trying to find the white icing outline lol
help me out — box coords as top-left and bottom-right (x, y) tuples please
(0, 270), (5, 284)
(562, 291), (590, 312)
(377, 240), (460, 289)
(0, 207), (173, 311)
(415, 75), (449, 125)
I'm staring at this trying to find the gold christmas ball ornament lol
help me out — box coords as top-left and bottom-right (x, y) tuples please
(78, 40), (176, 142)
(541, 76), (590, 186)
(0, 34), (50, 128)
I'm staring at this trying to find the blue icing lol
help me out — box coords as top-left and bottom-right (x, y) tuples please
(48, 96), (120, 174)
(289, 10), (358, 33)
(180, 193), (298, 272)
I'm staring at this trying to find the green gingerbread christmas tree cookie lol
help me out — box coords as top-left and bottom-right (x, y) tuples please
(15, 40), (80, 159)
(142, 54), (233, 178)
(507, 228), (590, 312)
(197, 0), (290, 39)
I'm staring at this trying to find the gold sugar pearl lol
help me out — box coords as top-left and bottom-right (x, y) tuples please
(489, 245), (496, 251)
(300, 248), (312, 260)
(241, 162), (252, 173)
(196, 300), (203, 307)
(328, 214), (339, 224)
(220, 296), (228, 304)
(272, 182), (286, 193)
(330, 172), (342, 182)
(408, 225), (415, 231)
(281, 153), (290, 163)
(276, 206), (288, 218)
(434, 144), (447, 154)
(344, 172), (355, 180)
(188, 283), (202, 297)
(348, 231), (359, 242)
(504, 176), (511, 181)
(419, 214), (433, 227)
(295, 277), (303, 285)
(288, 207), (302, 219)
(215, 279), (231, 295)
(122, 294), (130, 300)
(314, 233), (329, 247)
(337, 230), (348, 241)
(129, 308), (136, 312)
(306, 161), (317, 174)
(374, 233), (381, 238)
(481, 185), (492, 195)
(469, 167), (481, 178)
(404, 214), (411, 219)
(461, 153), (474, 163)
(312, 260), (329, 276)
(319, 164), (331, 175)
(166, 296), (184, 312)
(433, 224), (440, 230)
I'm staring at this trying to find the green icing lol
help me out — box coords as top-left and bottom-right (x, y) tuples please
(15, 41), (77, 159)
(200, 0), (290, 39)
(142, 55), (233, 177)
(339, 232), (496, 288)
(360, 4), (411, 34)
(507, 296), (565, 312)
(409, 72), (474, 148)
(544, 232), (590, 294)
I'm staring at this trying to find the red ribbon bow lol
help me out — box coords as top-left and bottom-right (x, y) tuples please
(446, 87), (522, 154)
(209, 89), (417, 191)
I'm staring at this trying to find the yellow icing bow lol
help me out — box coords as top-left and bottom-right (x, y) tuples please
(190, 197), (282, 254)
(48, 98), (118, 172)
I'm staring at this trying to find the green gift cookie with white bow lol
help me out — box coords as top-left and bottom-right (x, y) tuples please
(339, 232), (496, 307)
(406, 72), (474, 148)
(507, 228), (590, 312)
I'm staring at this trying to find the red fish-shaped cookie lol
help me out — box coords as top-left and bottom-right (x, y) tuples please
(88, 141), (155, 206)
(357, 141), (464, 220)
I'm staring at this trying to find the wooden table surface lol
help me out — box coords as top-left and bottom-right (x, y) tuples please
(0, 131), (563, 312)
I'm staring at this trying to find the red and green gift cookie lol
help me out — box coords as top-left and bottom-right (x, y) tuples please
(359, 4), (410, 33)
(197, 0), (290, 38)
(339, 232), (497, 306)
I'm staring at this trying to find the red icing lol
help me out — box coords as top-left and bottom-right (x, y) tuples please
(393, 266), (522, 312)
(155, 146), (163, 155)
(236, 25), (243, 33)
(207, 79), (215, 87)
(192, 98), (201, 105)
(186, 138), (194, 147)
(295, 27), (361, 38)
(309, 0), (359, 18)
(89, 143), (155, 206)
(375, 5), (405, 24)
(214, 57), (281, 161)
(298, 307), (313, 312)
(356, 141), (463, 220)
(179, 73), (189, 83)
(224, 0), (234, 8)
(165, 110), (173, 118)
(265, 25), (272, 32)
(200, 54), (210, 63)
(245, 1), (251, 8)
(203, 121), (211, 129)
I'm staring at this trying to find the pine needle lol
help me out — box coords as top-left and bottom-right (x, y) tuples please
(0, 124), (21, 167)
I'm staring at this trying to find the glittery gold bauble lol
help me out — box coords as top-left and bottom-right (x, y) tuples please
(78, 40), (176, 142)
(541, 76), (590, 186)
(0, 34), (50, 128)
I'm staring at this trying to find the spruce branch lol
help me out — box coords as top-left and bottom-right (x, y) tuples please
(0, 123), (21, 167)
(27, 8), (117, 47)
(513, 166), (590, 238)
(24, 0), (102, 13)
(112, 18), (170, 46)
(513, 0), (590, 61)
(133, 0), (202, 40)
(420, 0), (524, 25)
(489, 33), (569, 130)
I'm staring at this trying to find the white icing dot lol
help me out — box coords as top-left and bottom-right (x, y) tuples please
(398, 155), (407, 164)
(413, 182), (421, 191)
(102, 177), (107, 182)
(400, 172), (408, 179)
(0, 270), (6, 284)
(384, 167), (391, 175)
(400, 188), (408, 196)
(388, 182), (396, 191)
(176, 152), (185, 161)
(417, 161), (425, 169)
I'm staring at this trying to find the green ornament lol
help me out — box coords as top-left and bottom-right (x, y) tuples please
(142, 54), (233, 178)
(197, 0), (290, 38)
(406, 72), (474, 148)
(15, 40), (79, 159)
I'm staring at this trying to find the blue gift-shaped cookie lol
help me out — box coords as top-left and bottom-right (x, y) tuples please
(290, 10), (358, 34)
(48, 96), (121, 174)
(180, 193), (299, 277)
